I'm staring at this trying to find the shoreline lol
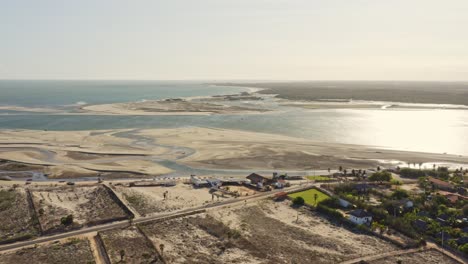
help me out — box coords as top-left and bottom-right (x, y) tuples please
(1, 127), (467, 182)
(212, 81), (468, 108)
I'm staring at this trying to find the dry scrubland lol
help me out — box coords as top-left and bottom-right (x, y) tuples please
(0, 238), (95, 264)
(369, 249), (458, 264)
(31, 185), (129, 233)
(116, 184), (228, 216)
(99, 226), (160, 264)
(0, 187), (38, 243)
(138, 200), (397, 264)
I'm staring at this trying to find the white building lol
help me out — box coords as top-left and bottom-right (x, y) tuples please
(349, 209), (372, 225)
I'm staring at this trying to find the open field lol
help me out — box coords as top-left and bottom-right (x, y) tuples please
(30, 185), (130, 233)
(218, 81), (468, 106)
(0, 187), (38, 244)
(139, 214), (264, 264)
(288, 188), (330, 205)
(137, 200), (398, 264)
(115, 184), (228, 216)
(0, 238), (95, 264)
(99, 226), (160, 264)
(368, 249), (458, 264)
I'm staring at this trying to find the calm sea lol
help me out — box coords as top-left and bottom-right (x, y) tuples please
(1, 80), (468, 156)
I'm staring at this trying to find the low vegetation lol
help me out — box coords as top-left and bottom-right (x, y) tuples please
(31, 185), (130, 233)
(0, 187), (38, 243)
(99, 226), (160, 264)
(288, 188), (330, 206)
(0, 238), (95, 264)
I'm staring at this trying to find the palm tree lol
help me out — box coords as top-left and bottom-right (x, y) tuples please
(159, 243), (165, 256)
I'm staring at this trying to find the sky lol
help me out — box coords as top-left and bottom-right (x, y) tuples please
(1, 0), (468, 81)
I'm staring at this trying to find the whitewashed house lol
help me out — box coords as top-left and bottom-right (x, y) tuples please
(349, 209), (372, 225)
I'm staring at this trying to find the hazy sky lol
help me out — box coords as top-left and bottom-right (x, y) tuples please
(1, 0), (467, 80)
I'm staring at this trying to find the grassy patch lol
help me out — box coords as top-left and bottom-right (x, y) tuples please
(306, 176), (332, 181)
(288, 189), (330, 206)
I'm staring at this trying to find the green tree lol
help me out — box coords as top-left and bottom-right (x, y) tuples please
(369, 171), (392, 182)
(292, 196), (305, 206)
(159, 244), (165, 256)
(459, 243), (468, 254)
(60, 214), (73, 226)
(391, 189), (409, 200)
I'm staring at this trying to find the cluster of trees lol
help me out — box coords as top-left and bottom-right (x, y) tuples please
(368, 171), (392, 182)
(399, 167), (449, 180)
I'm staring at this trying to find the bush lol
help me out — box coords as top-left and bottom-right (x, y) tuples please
(399, 168), (425, 178)
(459, 243), (468, 254)
(317, 204), (343, 220)
(319, 196), (340, 208)
(391, 189), (409, 200)
(292, 196), (305, 206)
(61, 214), (74, 226)
(369, 171), (392, 182)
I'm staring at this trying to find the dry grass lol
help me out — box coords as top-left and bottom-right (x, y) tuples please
(139, 215), (263, 264)
(0, 238), (95, 264)
(99, 226), (160, 264)
(116, 184), (225, 216)
(31, 185), (129, 233)
(369, 249), (459, 264)
(0, 187), (38, 243)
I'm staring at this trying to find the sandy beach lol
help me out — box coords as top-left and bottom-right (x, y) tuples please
(81, 97), (269, 116)
(1, 127), (467, 180)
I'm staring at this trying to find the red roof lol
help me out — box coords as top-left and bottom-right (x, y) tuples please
(428, 177), (454, 188)
(274, 192), (288, 197)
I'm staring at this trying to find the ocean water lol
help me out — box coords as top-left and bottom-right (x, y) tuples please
(1, 81), (468, 156)
(0, 80), (248, 107)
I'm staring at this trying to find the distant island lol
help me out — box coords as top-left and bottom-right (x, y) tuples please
(214, 81), (468, 106)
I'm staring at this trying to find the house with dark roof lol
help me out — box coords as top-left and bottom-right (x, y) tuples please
(457, 237), (468, 246)
(354, 184), (372, 193)
(246, 173), (278, 189)
(413, 219), (428, 231)
(349, 209), (372, 225)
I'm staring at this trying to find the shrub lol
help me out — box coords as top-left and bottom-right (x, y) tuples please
(399, 168), (425, 178)
(61, 214), (74, 226)
(459, 243), (468, 254)
(292, 196), (305, 206)
(368, 171), (392, 182)
(317, 204), (343, 220)
(391, 189), (409, 200)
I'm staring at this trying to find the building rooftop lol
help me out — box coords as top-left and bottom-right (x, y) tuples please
(349, 209), (372, 218)
(428, 177), (454, 188)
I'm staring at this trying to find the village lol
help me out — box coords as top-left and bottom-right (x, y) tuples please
(0, 164), (467, 264)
